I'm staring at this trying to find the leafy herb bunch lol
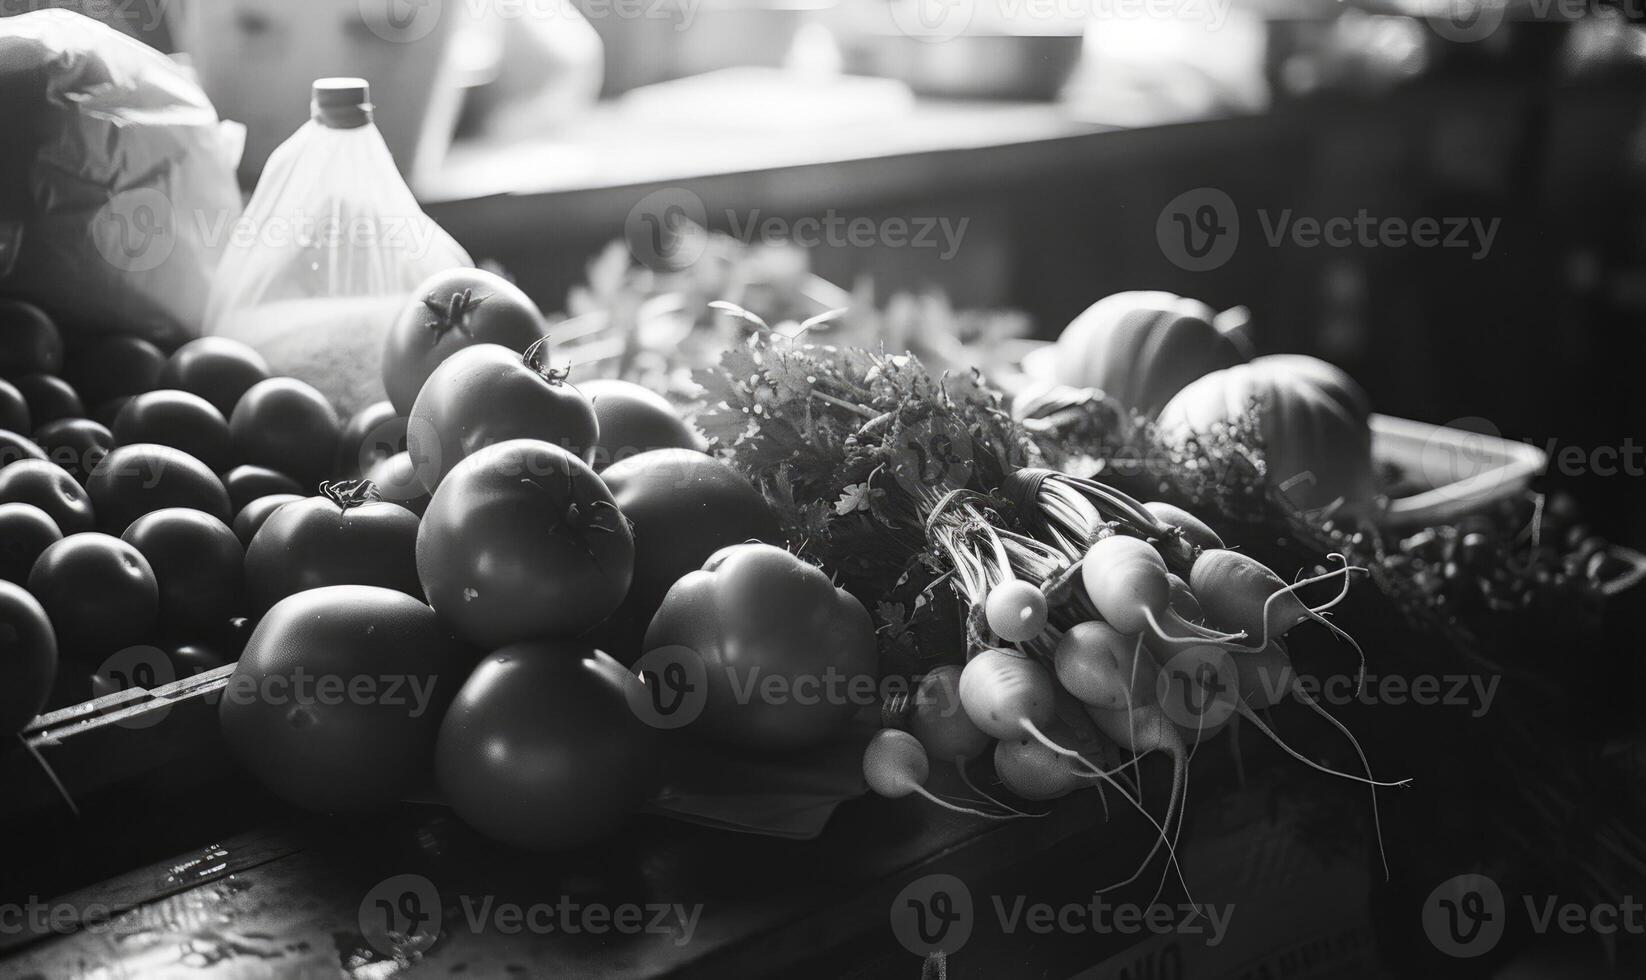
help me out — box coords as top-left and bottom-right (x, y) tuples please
(693, 311), (1034, 663)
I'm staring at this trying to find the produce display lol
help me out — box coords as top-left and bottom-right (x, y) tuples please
(3, 232), (1643, 976)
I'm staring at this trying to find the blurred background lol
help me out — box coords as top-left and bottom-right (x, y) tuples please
(19, 0), (1646, 541)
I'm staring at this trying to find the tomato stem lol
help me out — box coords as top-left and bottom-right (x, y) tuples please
(522, 336), (569, 385)
(425, 288), (484, 337)
(320, 479), (381, 513)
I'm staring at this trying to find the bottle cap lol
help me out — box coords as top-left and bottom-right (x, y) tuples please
(311, 78), (373, 129)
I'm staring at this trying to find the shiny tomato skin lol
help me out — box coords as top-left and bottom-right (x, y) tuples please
(232, 493), (303, 547)
(407, 344), (597, 491)
(219, 585), (475, 813)
(0, 503), (60, 585)
(229, 378), (341, 488)
(336, 401), (406, 477)
(13, 374), (82, 427)
(245, 492), (422, 612)
(27, 532), (158, 660)
(156, 337), (271, 419)
(365, 452), (431, 516)
(436, 644), (658, 850)
(86, 444), (232, 533)
(644, 543), (879, 751)
(222, 465), (304, 514)
(112, 390), (233, 472)
(382, 269), (548, 416)
(0, 378), (29, 434)
(33, 418), (114, 484)
(597, 449), (780, 665)
(0, 460), (95, 534)
(417, 439), (633, 648)
(65, 335), (165, 407)
(0, 301), (64, 379)
(122, 508), (245, 634)
(582, 379), (703, 472)
(0, 580), (56, 735)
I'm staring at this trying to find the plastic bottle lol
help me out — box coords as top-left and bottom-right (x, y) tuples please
(205, 78), (471, 413)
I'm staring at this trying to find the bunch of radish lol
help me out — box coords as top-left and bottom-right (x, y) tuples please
(863, 467), (1409, 893)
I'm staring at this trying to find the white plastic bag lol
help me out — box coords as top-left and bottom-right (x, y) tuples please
(0, 10), (244, 346)
(205, 79), (471, 413)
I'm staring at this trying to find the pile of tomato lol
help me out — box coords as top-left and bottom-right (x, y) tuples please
(0, 269), (881, 850)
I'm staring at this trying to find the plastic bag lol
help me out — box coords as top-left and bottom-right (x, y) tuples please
(205, 80), (471, 414)
(0, 9), (244, 346)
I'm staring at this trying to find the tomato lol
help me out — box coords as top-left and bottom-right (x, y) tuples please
(222, 465), (303, 514)
(0, 301), (64, 379)
(0, 503), (61, 584)
(65, 335), (165, 407)
(417, 439), (633, 648)
(436, 644), (658, 850)
(336, 401), (407, 477)
(28, 532), (158, 659)
(407, 343), (597, 491)
(122, 509), (245, 635)
(233, 493), (302, 547)
(0, 580), (56, 735)
(33, 418), (115, 484)
(582, 379), (703, 471)
(0, 431), (48, 470)
(382, 269), (549, 415)
(112, 390), (233, 473)
(245, 480), (422, 612)
(156, 337), (271, 419)
(13, 374), (82, 427)
(643, 543), (878, 750)
(597, 449), (780, 665)
(229, 378), (341, 487)
(365, 451), (431, 516)
(87, 445), (231, 533)
(0, 460), (95, 534)
(220, 585), (475, 813)
(0, 378), (29, 434)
